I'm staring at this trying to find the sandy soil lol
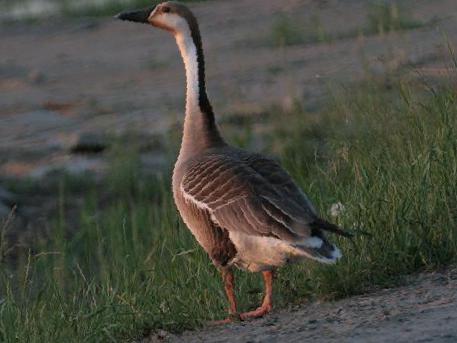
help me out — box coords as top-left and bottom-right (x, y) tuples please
(152, 268), (457, 343)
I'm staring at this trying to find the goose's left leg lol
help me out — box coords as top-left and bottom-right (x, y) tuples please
(222, 268), (238, 318)
(212, 268), (241, 324)
(240, 270), (274, 320)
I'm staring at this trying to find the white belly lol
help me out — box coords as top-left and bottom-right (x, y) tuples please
(228, 231), (341, 272)
(228, 232), (303, 272)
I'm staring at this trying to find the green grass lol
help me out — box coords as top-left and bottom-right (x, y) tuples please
(271, 14), (331, 47)
(366, 2), (424, 35)
(269, 2), (426, 48)
(1, 72), (457, 342)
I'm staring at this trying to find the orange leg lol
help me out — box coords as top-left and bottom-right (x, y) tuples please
(223, 269), (238, 316)
(212, 269), (240, 324)
(240, 270), (274, 320)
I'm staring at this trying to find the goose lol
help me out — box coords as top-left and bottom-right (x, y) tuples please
(115, 1), (352, 322)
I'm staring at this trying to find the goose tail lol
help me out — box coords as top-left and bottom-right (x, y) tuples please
(293, 233), (342, 264)
(310, 218), (354, 238)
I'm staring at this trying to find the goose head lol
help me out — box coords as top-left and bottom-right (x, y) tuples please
(115, 2), (196, 36)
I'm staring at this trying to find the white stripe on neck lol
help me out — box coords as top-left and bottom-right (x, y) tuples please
(175, 28), (200, 114)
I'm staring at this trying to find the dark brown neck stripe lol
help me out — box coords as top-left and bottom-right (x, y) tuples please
(187, 16), (217, 129)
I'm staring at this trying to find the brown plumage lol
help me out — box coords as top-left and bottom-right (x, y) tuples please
(116, 1), (352, 322)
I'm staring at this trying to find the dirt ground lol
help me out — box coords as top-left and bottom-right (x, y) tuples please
(150, 268), (457, 343)
(1, 0), (456, 179)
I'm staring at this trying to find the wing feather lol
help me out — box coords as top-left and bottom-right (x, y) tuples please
(181, 152), (317, 242)
(181, 150), (353, 245)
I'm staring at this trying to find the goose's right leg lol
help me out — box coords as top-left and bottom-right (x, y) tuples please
(240, 270), (274, 320)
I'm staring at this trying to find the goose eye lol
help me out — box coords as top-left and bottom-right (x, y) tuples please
(162, 6), (170, 13)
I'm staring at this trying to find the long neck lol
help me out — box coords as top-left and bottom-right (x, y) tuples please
(175, 22), (224, 160)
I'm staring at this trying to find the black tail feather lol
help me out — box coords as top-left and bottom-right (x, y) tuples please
(310, 218), (354, 238)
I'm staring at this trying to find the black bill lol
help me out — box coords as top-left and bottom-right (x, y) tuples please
(114, 6), (156, 24)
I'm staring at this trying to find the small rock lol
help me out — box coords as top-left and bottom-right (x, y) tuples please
(70, 133), (107, 154)
(156, 330), (168, 340)
(330, 202), (345, 218)
(28, 70), (45, 84)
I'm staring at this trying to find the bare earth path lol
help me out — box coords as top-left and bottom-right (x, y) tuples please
(156, 268), (457, 343)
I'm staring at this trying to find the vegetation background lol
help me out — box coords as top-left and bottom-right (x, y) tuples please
(0, 0), (456, 341)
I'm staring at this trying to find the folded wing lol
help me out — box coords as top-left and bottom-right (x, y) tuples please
(181, 151), (342, 243)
